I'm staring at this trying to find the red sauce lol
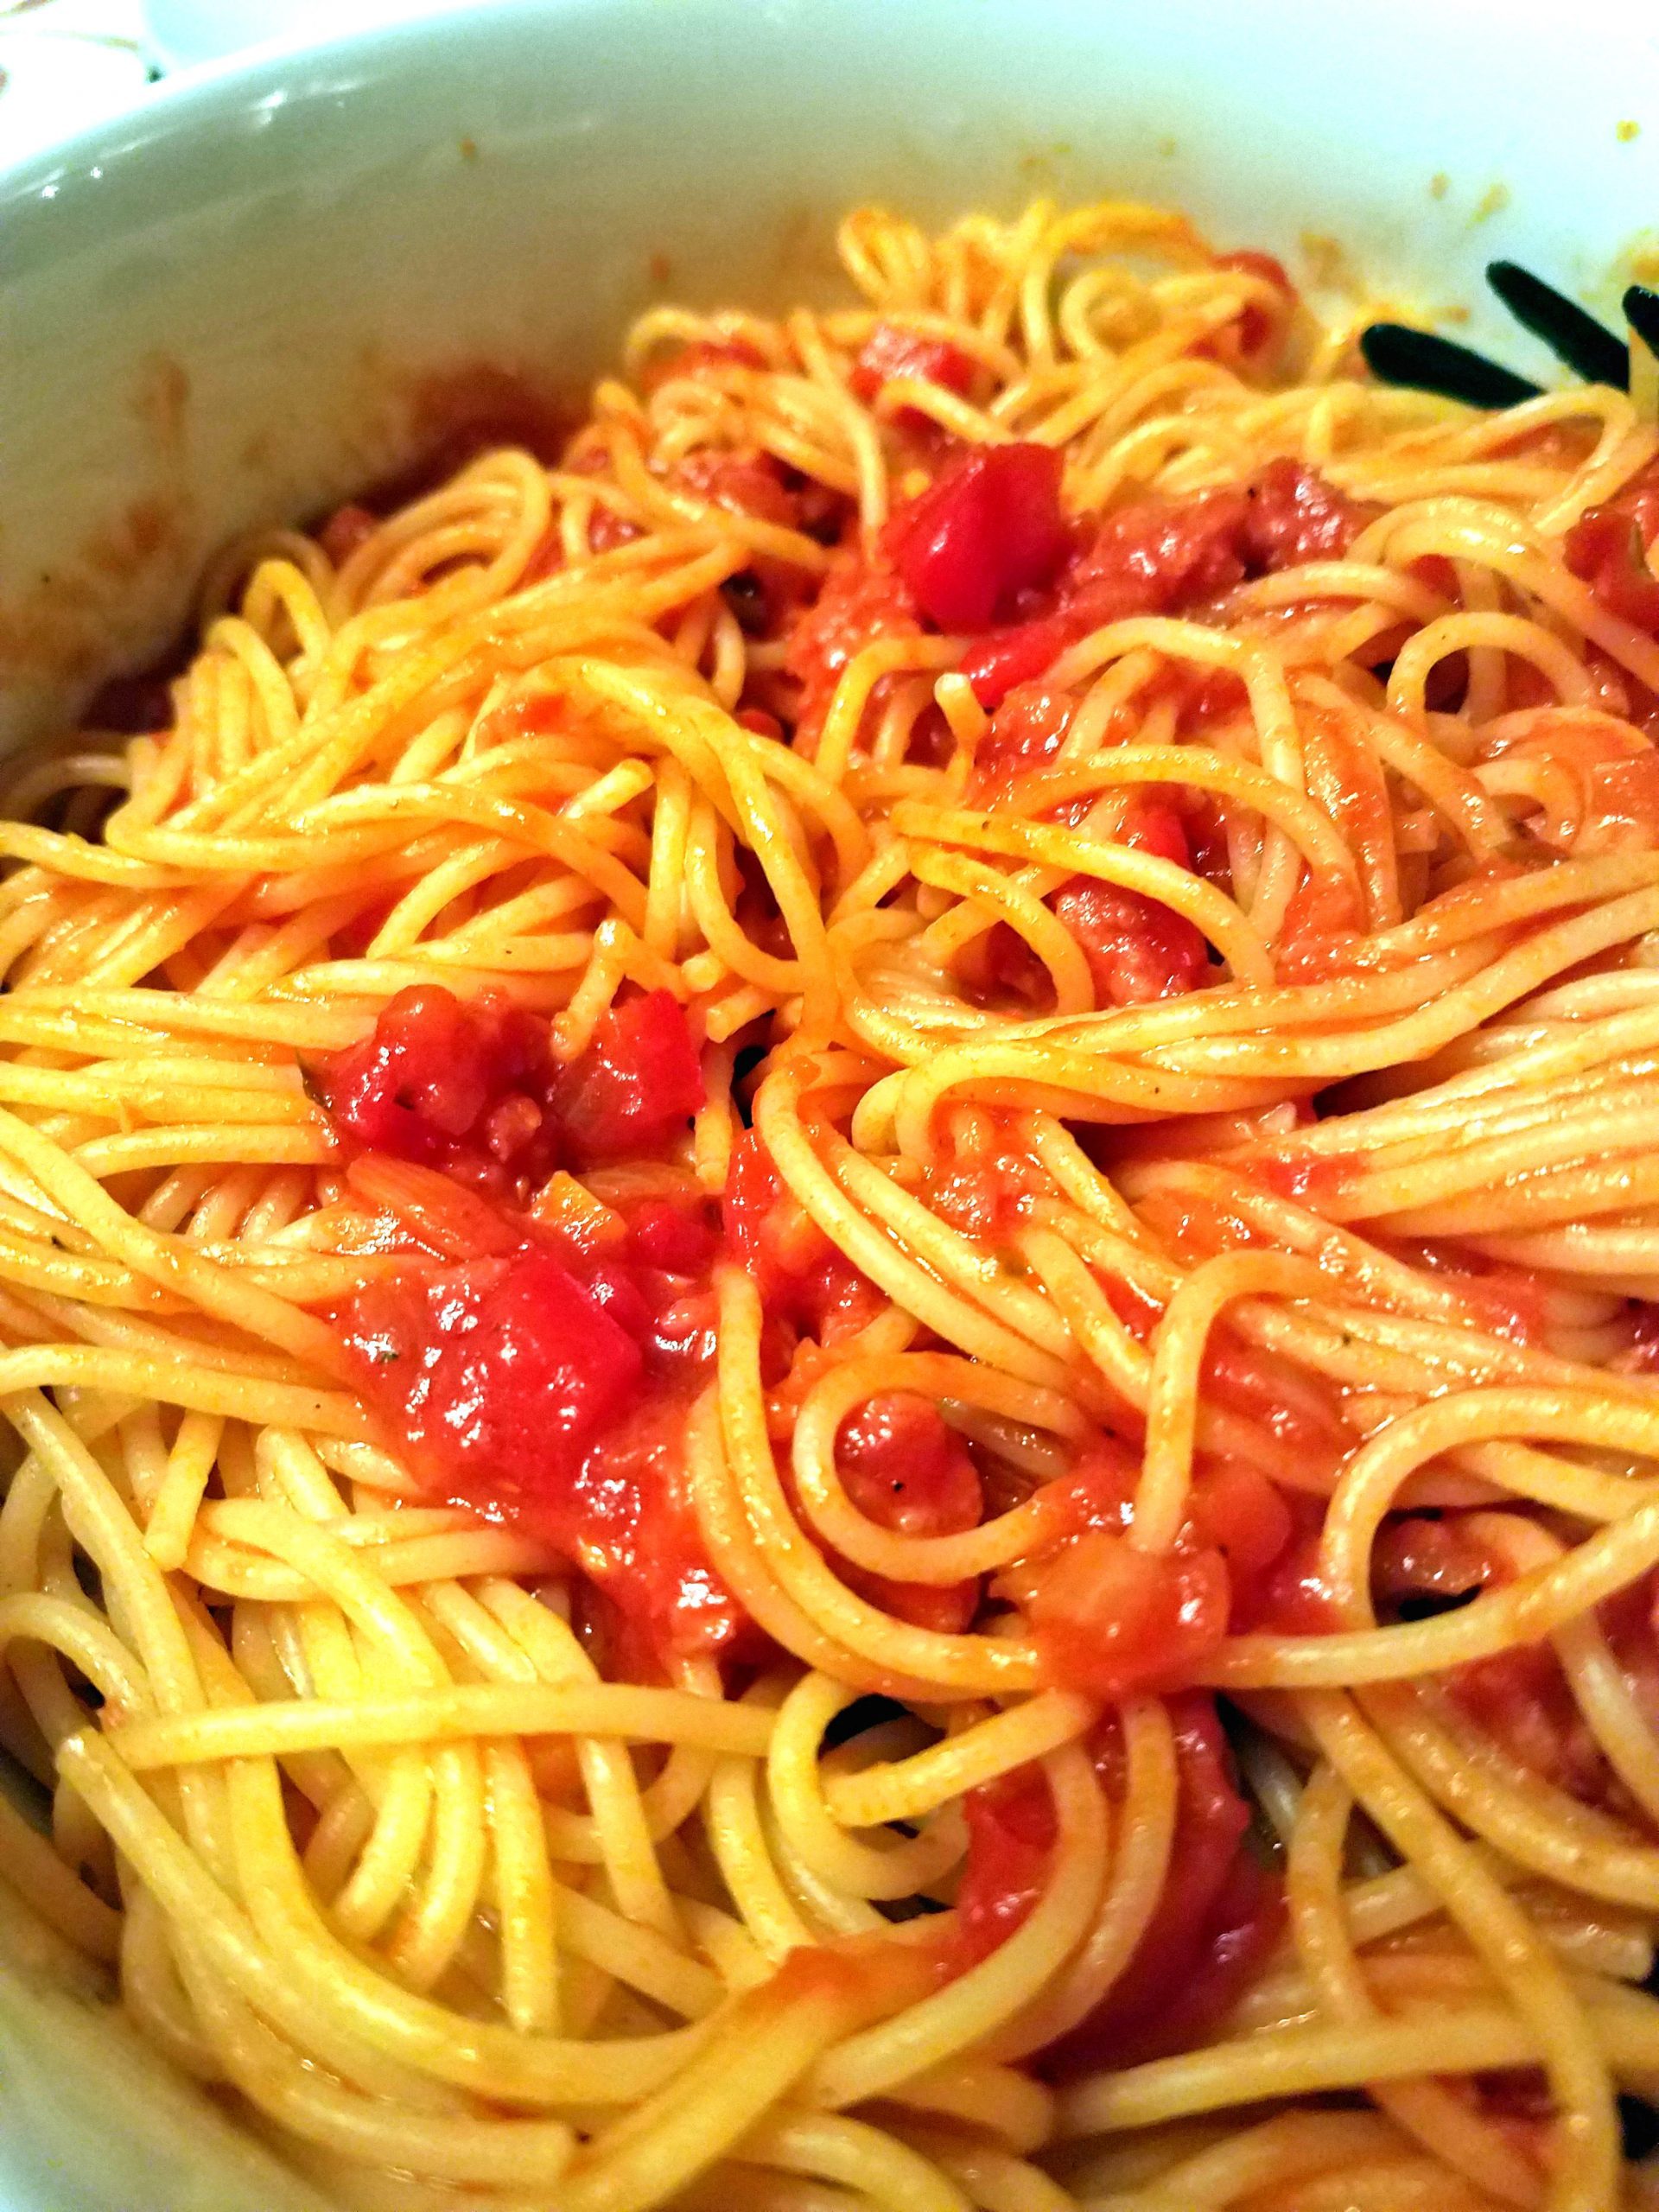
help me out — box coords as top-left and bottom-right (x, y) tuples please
(783, 556), (920, 738)
(1565, 461), (1659, 633)
(828, 1393), (983, 1632)
(721, 1128), (884, 1351)
(1015, 1450), (1231, 1699)
(952, 1696), (1281, 2070)
(850, 324), (976, 429)
(334, 1196), (741, 1668)
(1206, 249), (1299, 365)
(1247, 1147), (1363, 1209)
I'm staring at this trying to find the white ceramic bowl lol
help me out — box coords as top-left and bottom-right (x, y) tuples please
(1, 2), (1658, 2202)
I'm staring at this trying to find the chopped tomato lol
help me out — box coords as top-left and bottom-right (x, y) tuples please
(1565, 464), (1659, 633)
(1043, 1702), (1281, 2069)
(1246, 1147), (1363, 1209)
(1052, 877), (1211, 1007)
(722, 1128), (883, 1347)
(319, 502), (379, 565)
(783, 556), (920, 734)
(320, 985), (556, 1185)
(959, 615), (1074, 710)
(832, 1394), (982, 1632)
(336, 1217), (740, 1665)
(1185, 1459), (1294, 1584)
(953, 1763), (1055, 1967)
(1240, 1529), (1341, 1634)
(672, 448), (799, 527)
(1210, 248), (1298, 362)
(1024, 1527), (1230, 1697)
(1239, 458), (1378, 570)
(554, 990), (705, 1169)
(884, 442), (1069, 631)
(968, 683), (1076, 795)
(851, 323), (975, 426)
(953, 1696), (1281, 2071)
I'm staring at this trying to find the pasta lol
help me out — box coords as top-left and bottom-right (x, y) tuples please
(8, 195), (1659, 2211)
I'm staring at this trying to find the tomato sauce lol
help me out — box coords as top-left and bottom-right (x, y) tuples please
(825, 1393), (983, 1632)
(952, 1696), (1281, 2070)
(1565, 461), (1659, 633)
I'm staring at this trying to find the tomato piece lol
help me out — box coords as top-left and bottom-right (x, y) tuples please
(319, 502), (379, 565)
(1186, 1459), (1294, 1585)
(1052, 876), (1210, 1007)
(1026, 1527), (1230, 1697)
(672, 448), (799, 527)
(1045, 1696), (1277, 2071)
(783, 556), (921, 734)
(554, 990), (704, 1168)
(1240, 458), (1379, 570)
(321, 985), (554, 1178)
(340, 1245), (643, 1501)
(722, 1128), (883, 1344)
(885, 442), (1069, 632)
(1211, 248), (1298, 360)
(953, 1694), (1281, 2069)
(833, 1393), (983, 1632)
(953, 1764), (1054, 1968)
(851, 323), (975, 421)
(1566, 466), (1659, 633)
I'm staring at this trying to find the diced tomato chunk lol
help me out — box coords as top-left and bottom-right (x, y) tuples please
(833, 1393), (983, 1632)
(721, 1128), (882, 1344)
(554, 990), (705, 1168)
(340, 1245), (643, 1505)
(1052, 877), (1210, 1007)
(1240, 457), (1378, 570)
(1211, 248), (1298, 360)
(319, 502), (379, 565)
(1024, 1527), (1230, 1697)
(1565, 464), (1659, 633)
(960, 616), (1075, 711)
(321, 985), (554, 1179)
(884, 442), (1069, 631)
(851, 323), (975, 417)
(672, 448), (798, 527)
(783, 556), (920, 734)
(952, 1696), (1280, 2071)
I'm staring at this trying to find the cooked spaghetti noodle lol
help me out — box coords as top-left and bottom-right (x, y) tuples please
(8, 200), (1659, 2212)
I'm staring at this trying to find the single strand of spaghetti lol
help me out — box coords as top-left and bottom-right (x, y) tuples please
(714, 1268), (1044, 1691)
(893, 801), (1271, 988)
(1286, 1758), (1540, 2208)
(486, 1734), (566, 2025)
(555, 1885), (723, 2021)
(810, 1742), (1106, 2110)
(831, 1689), (1106, 1831)
(767, 1673), (966, 1900)
(104, 1679), (773, 1770)
(383, 1739), (492, 1994)
(706, 1735), (817, 1959)
(1014, 1225), (1153, 1415)
(0, 1592), (149, 1718)
(994, 1695), (1176, 2064)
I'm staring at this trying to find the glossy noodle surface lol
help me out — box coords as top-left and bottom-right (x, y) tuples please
(8, 201), (1659, 2212)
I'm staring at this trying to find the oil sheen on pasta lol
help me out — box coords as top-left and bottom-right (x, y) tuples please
(7, 201), (1659, 2212)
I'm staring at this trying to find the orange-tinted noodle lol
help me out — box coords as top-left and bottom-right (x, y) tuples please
(9, 200), (1659, 2212)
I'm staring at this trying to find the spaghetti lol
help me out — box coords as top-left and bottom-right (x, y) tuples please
(6, 199), (1659, 2211)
